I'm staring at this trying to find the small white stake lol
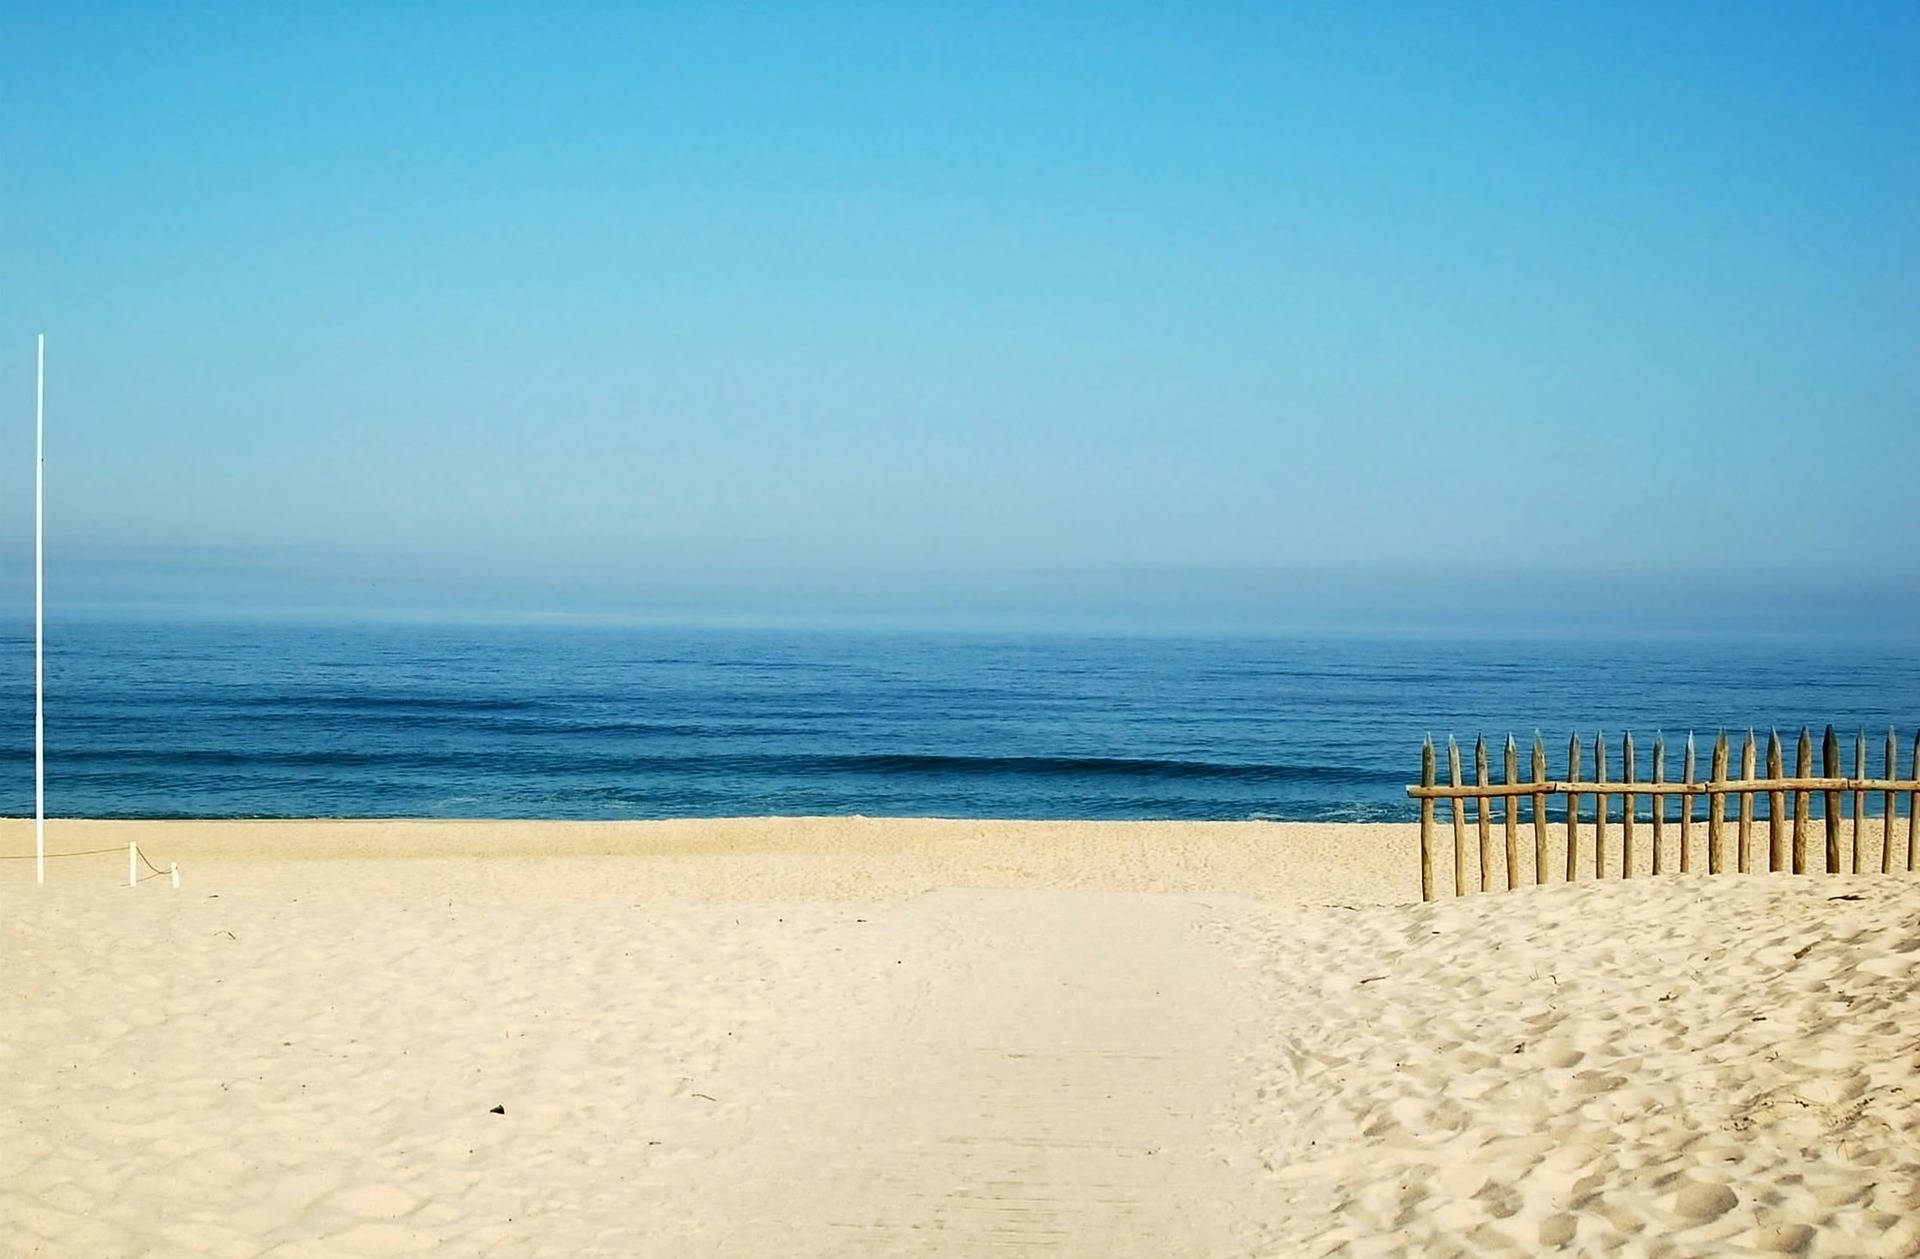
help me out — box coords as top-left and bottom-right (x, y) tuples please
(170, 862), (179, 890)
(129, 841), (137, 887)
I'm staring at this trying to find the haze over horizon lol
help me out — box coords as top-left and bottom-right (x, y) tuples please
(4, 4), (1915, 632)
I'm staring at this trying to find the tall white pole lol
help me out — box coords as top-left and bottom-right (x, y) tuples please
(34, 335), (45, 886)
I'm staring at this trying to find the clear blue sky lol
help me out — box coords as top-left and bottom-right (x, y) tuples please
(2, 3), (1915, 628)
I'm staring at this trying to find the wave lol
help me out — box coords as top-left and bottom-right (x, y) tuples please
(49, 744), (1406, 786)
(801, 753), (1406, 785)
(224, 694), (547, 714)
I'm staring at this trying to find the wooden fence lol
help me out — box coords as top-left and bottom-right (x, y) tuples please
(1406, 727), (1920, 901)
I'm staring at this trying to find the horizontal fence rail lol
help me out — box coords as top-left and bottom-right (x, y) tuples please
(1413, 777), (1920, 797)
(1408, 727), (1920, 902)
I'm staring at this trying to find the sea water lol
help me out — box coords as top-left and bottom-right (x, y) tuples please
(2, 616), (1916, 821)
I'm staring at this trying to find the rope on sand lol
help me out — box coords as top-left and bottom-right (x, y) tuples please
(2, 841), (180, 887)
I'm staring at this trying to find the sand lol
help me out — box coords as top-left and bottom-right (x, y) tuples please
(2, 818), (1916, 1257)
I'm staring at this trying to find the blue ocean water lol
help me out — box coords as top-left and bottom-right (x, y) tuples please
(2, 617), (1917, 821)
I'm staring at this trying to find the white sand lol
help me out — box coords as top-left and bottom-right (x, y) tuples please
(2, 818), (1916, 1257)
(1236, 878), (1920, 1257)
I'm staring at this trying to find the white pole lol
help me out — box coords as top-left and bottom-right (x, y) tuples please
(170, 861), (178, 890)
(34, 335), (45, 886)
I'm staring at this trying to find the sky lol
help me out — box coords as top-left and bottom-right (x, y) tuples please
(1, 3), (1916, 630)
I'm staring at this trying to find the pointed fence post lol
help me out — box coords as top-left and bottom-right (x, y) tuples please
(1621, 732), (1636, 878)
(1593, 733), (1608, 879)
(1908, 731), (1918, 873)
(1448, 736), (1467, 897)
(1419, 737), (1436, 902)
(1823, 726), (1842, 874)
(1708, 732), (1728, 874)
(1503, 736), (1519, 891)
(1474, 736), (1492, 893)
(1767, 731), (1785, 872)
(1852, 730), (1867, 874)
(1884, 729), (1898, 876)
(1651, 734), (1667, 875)
(1566, 734), (1582, 882)
(1680, 734), (1697, 874)
(1738, 731), (1756, 874)
(1531, 736), (1549, 885)
(1794, 729), (1813, 874)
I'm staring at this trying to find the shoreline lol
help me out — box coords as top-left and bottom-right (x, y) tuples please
(1, 816), (1424, 904)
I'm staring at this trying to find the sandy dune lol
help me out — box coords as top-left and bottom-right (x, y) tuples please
(2, 819), (1916, 1256)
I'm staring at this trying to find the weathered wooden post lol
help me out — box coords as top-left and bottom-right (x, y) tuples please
(1767, 731), (1785, 872)
(1908, 731), (1918, 873)
(1794, 728), (1813, 874)
(1738, 731), (1756, 874)
(1531, 735), (1549, 885)
(1823, 726), (1842, 874)
(1651, 734), (1667, 875)
(1708, 732), (1728, 874)
(1680, 734), (1697, 875)
(1503, 735), (1520, 891)
(1852, 730), (1867, 874)
(1566, 734), (1582, 882)
(1622, 732), (1636, 878)
(1475, 736), (1492, 893)
(1883, 729), (1898, 876)
(1419, 736), (1436, 902)
(1448, 736), (1467, 897)
(1593, 732), (1609, 880)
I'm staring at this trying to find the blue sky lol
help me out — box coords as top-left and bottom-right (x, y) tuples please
(2, 3), (1915, 628)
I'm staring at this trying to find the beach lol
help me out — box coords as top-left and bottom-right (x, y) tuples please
(3, 818), (1917, 1257)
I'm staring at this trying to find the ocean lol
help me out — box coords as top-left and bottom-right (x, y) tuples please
(2, 616), (1918, 822)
